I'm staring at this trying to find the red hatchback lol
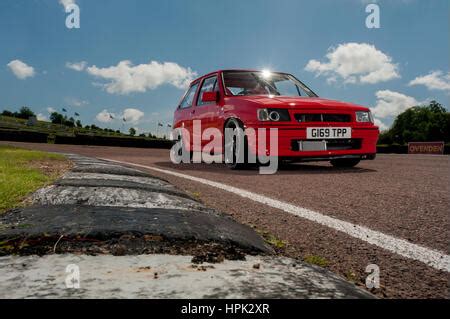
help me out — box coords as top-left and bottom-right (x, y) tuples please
(173, 69), (379, 169)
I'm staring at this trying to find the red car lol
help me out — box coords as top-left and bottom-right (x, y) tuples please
(173, 69), (379, 169)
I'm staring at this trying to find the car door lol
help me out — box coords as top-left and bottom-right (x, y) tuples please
(191, 74), (220, 150)
(174, 81), (200, 151)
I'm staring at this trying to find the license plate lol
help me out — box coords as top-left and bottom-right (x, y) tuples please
(306, 127), (351, 139)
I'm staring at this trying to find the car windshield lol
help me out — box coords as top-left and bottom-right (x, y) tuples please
(223, 71), (317, 97)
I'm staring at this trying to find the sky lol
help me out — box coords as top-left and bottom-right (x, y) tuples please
(0, 0), (448, 134)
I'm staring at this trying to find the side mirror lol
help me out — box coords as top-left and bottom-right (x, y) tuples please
(201, 91), (219, 103)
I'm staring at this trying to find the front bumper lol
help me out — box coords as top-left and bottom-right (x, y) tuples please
(246, 126), (379, 159)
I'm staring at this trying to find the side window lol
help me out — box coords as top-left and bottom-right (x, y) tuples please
(197, 76), (218, 106)
(179, 83), (199, 109)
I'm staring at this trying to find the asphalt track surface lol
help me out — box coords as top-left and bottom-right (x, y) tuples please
(1, 142), (449, 298)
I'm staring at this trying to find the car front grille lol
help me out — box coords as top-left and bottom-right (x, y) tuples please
(294, 113), (352, 123)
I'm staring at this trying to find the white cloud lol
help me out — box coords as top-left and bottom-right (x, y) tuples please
(374, 118), (388, 131)
(409, 70), (450, 92)
(305, 43), (400, 84)
(86, 60), (197, 94)
(122, 108), (144, 123)
(95, 108), (144, 124)
(47, 107), (56, 113)
(371, 90), (419, 119)
(65, 61), (87, 72)
(65, 97), (88, 107)
(96, 109), (115, 123)
(59, 0), (76, 9)
(37, 113), (48, 121)
(7, 60), (35, 79)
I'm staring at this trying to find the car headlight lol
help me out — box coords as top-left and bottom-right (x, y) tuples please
(356, 111), (374, 123)
(257, 109), (290, 122)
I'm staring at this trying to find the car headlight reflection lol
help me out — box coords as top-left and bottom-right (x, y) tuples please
(356, 111), (374, 123)
(257, 109), (290, 122)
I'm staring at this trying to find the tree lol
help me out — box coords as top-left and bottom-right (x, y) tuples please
(64, 117), (75, 127)
(76, 120), (82, 128)
(1, 110), (14, 117)
(380, 101), (449, 144)
(129, 127), (136, 136)
(50, 112), (64, 124)
(16, 107), (35, 119)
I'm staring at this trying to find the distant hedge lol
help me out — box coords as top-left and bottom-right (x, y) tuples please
(0, 129), (48, 143)
(0, 129), (173, 149)
(376, 144), (408, 154)
(54, 133), (173, 149)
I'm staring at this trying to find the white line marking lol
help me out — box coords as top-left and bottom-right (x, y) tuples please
(100, 158), (450, 272)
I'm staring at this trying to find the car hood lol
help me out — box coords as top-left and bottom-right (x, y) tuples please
(233, 96), (369, 111)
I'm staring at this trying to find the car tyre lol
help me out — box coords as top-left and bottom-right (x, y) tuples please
(330, 158), (360, 168)
(224, 118), (249, 170)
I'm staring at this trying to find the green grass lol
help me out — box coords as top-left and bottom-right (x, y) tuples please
(255, 229), (287, 249)
(345, 270), (358, 283)
(304, 255), (329, 267)
(0, 145), (67, 213)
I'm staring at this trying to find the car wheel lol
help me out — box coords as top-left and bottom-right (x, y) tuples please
(330, 158), (360, 168)
(224, 118), (248, 170)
